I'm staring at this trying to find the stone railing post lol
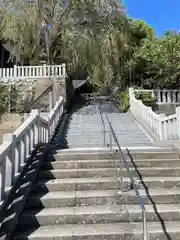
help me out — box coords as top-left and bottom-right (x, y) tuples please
(31, 109), (40, 144)
(172, 91), (177, 103)
(177, 92), (180, 102)
(3, 133), (15, 186)
(128, 87), (134, 110)
(158, 114), (166, 140)
(176, 106), (180, 139)
(49, 91), (53, 110)
(128, 87), (134, 97)
(162, 90), (166, 103)
(154, 90), (160, 103)
(167, 91), (171, 103)
(14, 65), (17, 78)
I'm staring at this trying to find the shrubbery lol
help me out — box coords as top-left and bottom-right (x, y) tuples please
(118, 90), (130, 112)
(0, 84), (27, 120)
(135, 91), (157, 111)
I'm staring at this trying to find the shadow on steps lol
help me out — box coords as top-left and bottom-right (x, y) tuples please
(127, 149), (173, 240)
(0, 144), (54, 240)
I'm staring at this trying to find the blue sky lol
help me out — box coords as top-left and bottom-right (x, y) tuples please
(123, 0), (180, 36)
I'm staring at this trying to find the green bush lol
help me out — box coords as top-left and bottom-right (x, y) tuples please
(119, 90), (130, 112)
(135, 91), (157, 111)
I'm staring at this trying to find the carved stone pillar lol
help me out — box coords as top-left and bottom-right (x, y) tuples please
(156, 90), (161, 103)
(162, 90), (166, 103)
(52, 76), (67, 107)
(172, 91), (177, 103)
(177, 91), (180, 102)
(167, 91), (171, 103)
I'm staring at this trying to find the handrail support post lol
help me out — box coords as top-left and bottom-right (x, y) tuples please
(120, 154), (123, 192)
(103, 130), (106, 147)
(109, 126), (112, 151)
(143, 209), (148, 240)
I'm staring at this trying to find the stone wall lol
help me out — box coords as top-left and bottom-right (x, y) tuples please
(66, 79), (75, 109)
(52, 77), (75, 109)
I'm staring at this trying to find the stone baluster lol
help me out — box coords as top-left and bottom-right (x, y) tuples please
(176, 106), (180, 139)
(162, 90), (166, 103)
(172, 91), (177, 103)
(156, 90), (161, 103)
(167, 91), (171, 103)
(158, 114), (166, 140)
(177, 91), (180, 102)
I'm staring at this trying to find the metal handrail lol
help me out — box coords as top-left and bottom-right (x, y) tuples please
(94, 94), (106, 146)
(105, 114), (148, 240)
(93, 96), (148, 239)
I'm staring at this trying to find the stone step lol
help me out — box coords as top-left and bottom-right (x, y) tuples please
(33, 177), (122, 192)
(26, 188), (180, 208)
(18, 204), (180, 228)
(64, 134), (104, 137)
(65, 137), (151, 141)
(65, 131), (103, 134)
(64, 141), (152, 146)
(42, 159), (180, 170)
(67, 129), (143, 132)
(65, 132), (146, 136)
(66, 129), (142, 133)
(54, 151), (178, 161)
(38, 167), (180, 180)
(12, 221), (180, 240)
(65, 144), (107, 148)
(68, 124), (136, 127)
(33, 176), (180, 192)
(53, 151), (119, 161)
(64, 139), (106, 143)
(64, 141), (106, 144)
(64, 143), (152, 148)
(64, 144), (154, 149)
(65, 138), (151, 143)
(67, 125), (141, 128)
(65, 144), (154, 149)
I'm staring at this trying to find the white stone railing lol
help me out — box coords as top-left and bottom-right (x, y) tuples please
(129, 88), (180, 140)
(0, 64), (65, 81)
(155, 89), (180, 104)
(160, 114), (178, 140)
(0, 96), (64, 203)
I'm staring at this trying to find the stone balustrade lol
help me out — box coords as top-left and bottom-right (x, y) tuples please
(0, 96), (64, 203)
(131, 88), (180, 104)
(129, 88), (180, 140)
(160, 114), (178, 140)
(0, 64), (66, 82)
(155, 89), (180, 104)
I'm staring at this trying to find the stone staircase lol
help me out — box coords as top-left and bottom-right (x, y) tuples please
(60, 97), (153, 148)
(12, 148), (180, 239)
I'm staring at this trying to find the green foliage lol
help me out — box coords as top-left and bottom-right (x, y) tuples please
(130, 19), (156, 44)
(0, 0), (131, 90)
(0, 85), (9, 118)
(129, 30), (180, 89)
(136, 92), (157, 111)
(0, 84), (26, 119)
(119, 90), (130, 112)
(0, 0), (179, 92)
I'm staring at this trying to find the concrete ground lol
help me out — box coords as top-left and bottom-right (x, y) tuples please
(155, 103), (180, 116)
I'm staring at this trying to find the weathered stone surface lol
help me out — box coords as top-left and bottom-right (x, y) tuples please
(11, 147), (180, 240)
